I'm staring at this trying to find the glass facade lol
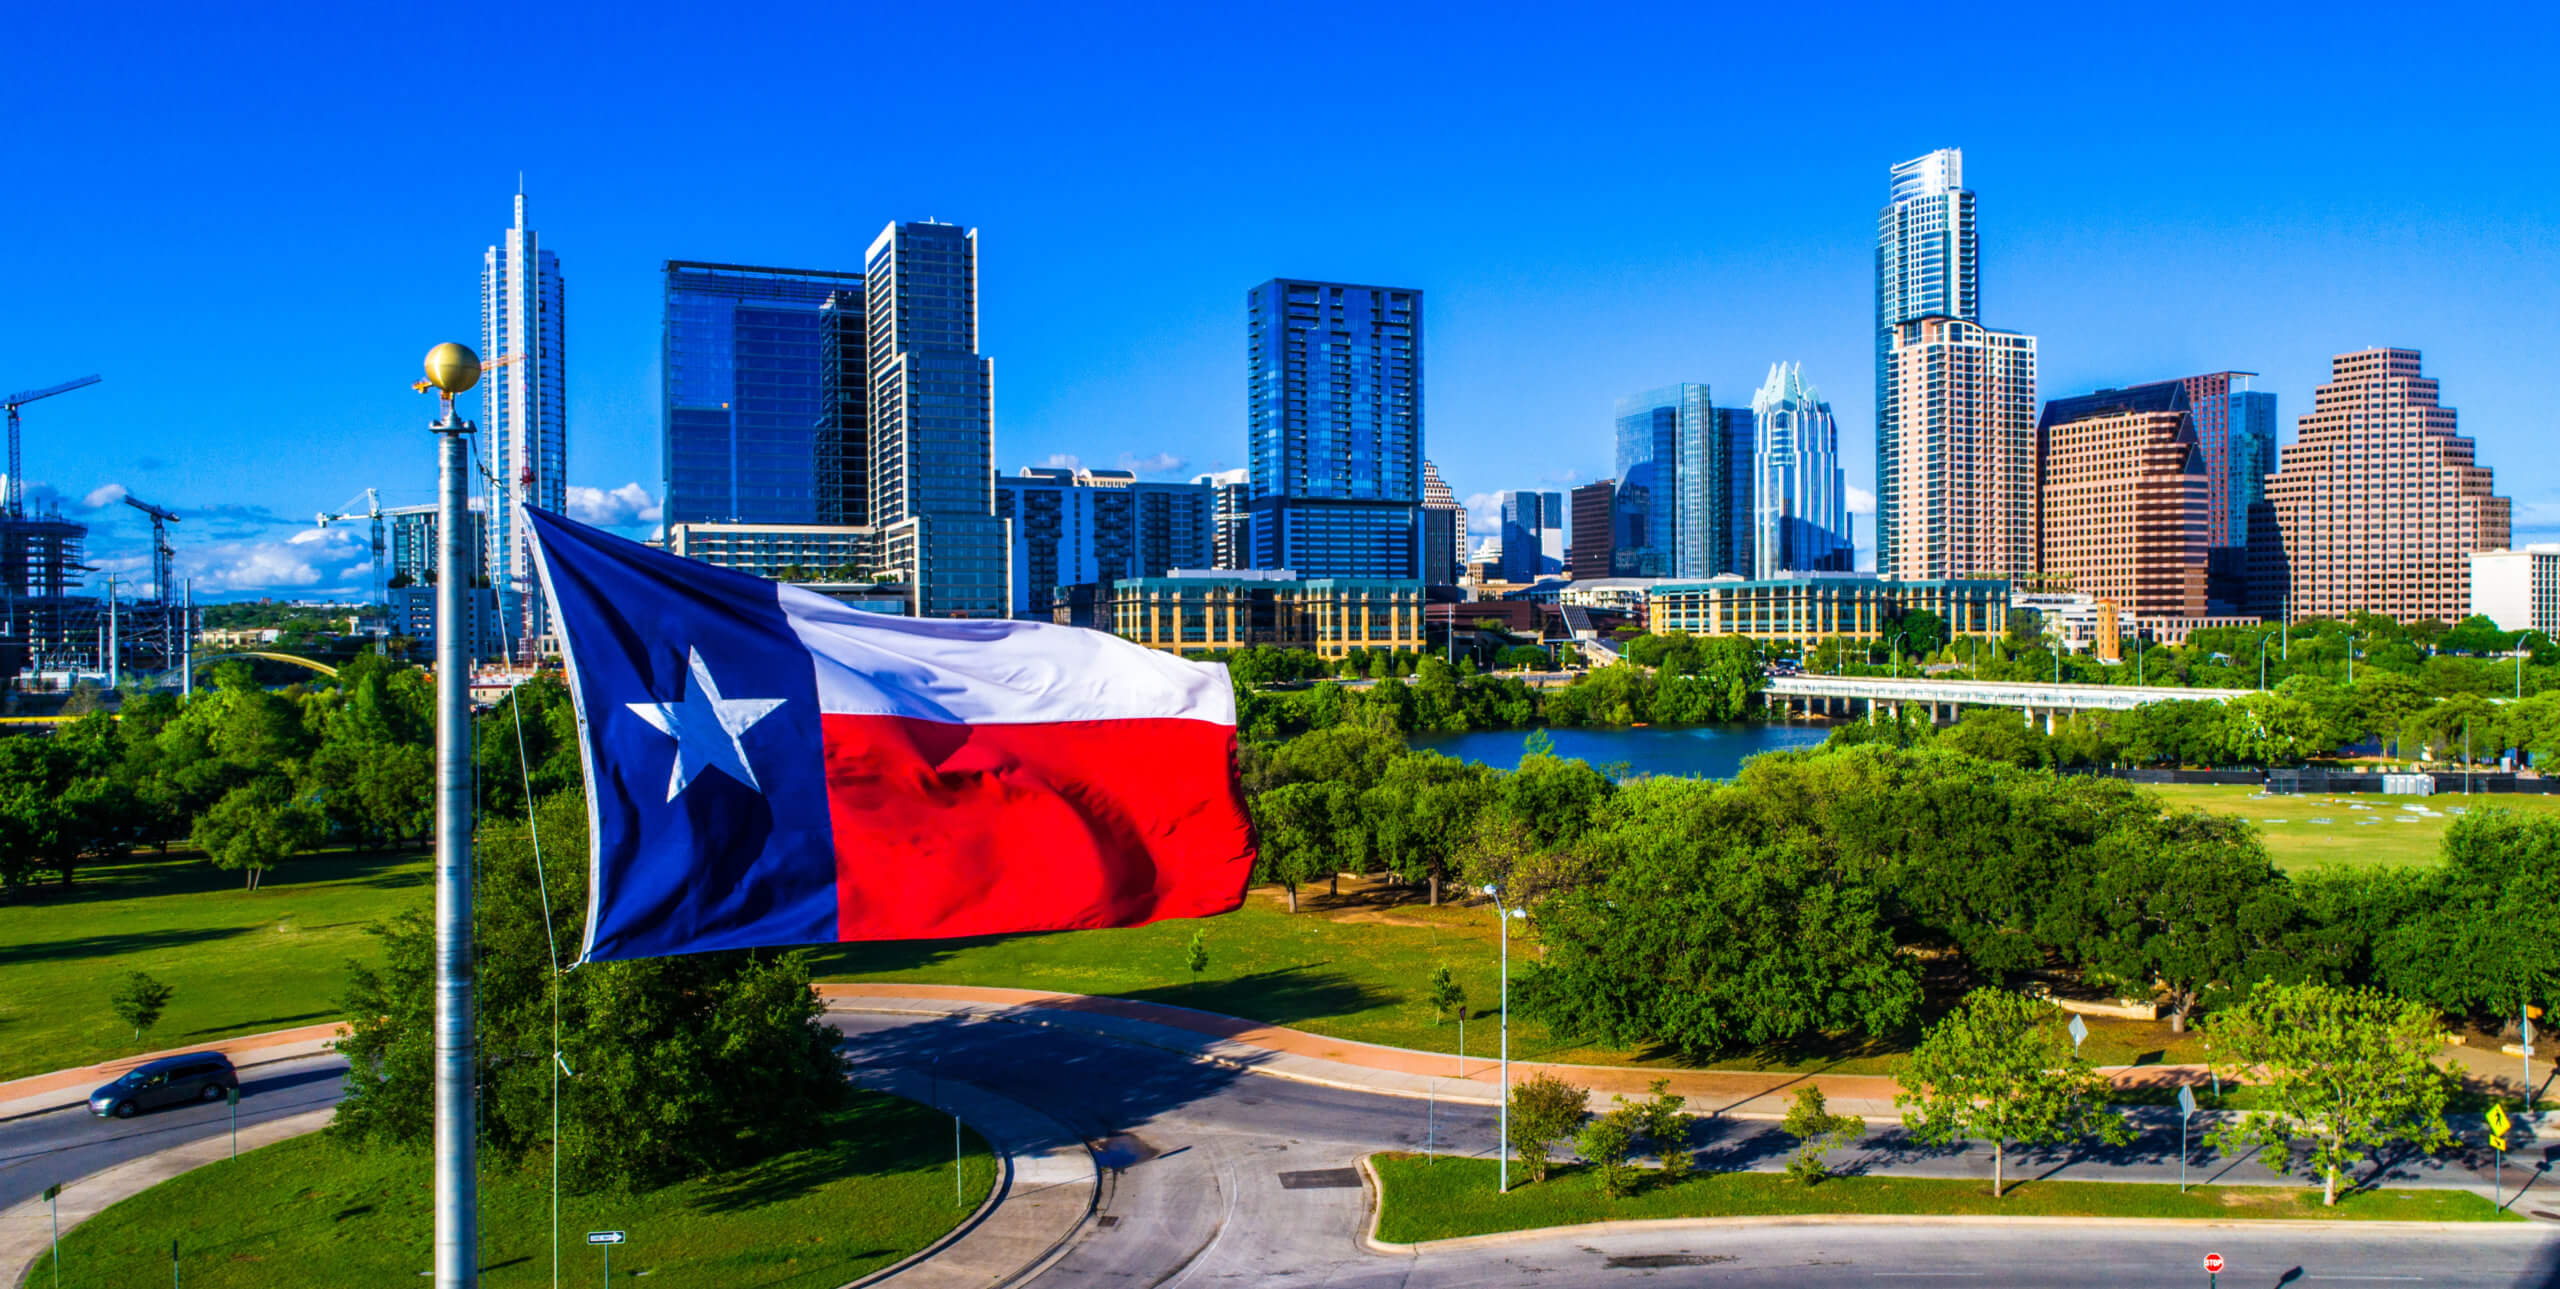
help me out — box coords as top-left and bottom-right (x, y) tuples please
(865, 221), (1004, 617)
(1751, 363), (1854, 576)
(2227, 390), (2277, 548)
(1613, 384), (1696, 577)
(994, 469), (1214, 617)
(1245, 279), (1424, 578)
(482, 193), (565, 661)
(661, 261), (865, 527)
(1496, 490), (1562, 584)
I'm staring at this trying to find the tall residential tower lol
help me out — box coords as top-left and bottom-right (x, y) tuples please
(482, 191), (565, 660)
(866, 221), (1007, 617)
(1245, 279), (1424, 578)
(661, 261), (867, 527)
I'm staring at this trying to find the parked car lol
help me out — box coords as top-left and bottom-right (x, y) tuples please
(88, 1053), (238, 1119)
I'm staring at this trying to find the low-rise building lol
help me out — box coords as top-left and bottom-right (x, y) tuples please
(1649, 574), (2007, 640)
(2470, 546), (2560, 637)
(666, 522), (883, 580)
(1103, 568), (1424, 657)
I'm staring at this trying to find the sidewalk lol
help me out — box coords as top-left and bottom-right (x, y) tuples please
(820, 982), (1918, 1119)
(0, 1105), (334, 1286)
(0, 1024), (345, 1122)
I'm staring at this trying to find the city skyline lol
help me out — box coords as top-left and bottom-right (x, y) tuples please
(8, 7), (2556, 599)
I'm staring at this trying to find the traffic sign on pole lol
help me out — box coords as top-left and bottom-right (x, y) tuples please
(2203, 1250), (2225, 1279)
(584, 1232), (625, 1245)
(2177, 1086), (2198, 1192)
(2067, 1014), (2088, 1053)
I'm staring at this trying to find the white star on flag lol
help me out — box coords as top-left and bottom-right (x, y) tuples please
(625, 647), (788, 803)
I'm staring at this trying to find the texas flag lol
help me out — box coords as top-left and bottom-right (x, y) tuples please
(523, 508), (1255, 962)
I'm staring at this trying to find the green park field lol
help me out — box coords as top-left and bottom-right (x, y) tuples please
(2147, 782), (2560, 871)
(1365, 1154), (2522, 1243)
(0, 847), (428, 1082)
(46, 1091), (995, 1288)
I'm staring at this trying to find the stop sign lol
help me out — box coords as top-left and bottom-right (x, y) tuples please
(2203, 1252), (2226, 1274)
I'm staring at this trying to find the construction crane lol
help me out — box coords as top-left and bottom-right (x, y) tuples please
(123, 494), (180, 603)
(3, 375), (102, 518)
(317, 488), (387, 608)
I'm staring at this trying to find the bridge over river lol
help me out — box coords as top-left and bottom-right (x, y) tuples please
(1763, 672), (2255, 731)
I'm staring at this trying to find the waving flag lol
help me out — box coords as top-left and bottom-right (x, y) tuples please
(524, 508), (1254, 962)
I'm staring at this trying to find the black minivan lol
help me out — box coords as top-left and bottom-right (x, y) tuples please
(88, 1053), (239, 1118)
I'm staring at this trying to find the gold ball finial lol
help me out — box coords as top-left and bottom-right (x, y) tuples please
(423, 343), (482, 396)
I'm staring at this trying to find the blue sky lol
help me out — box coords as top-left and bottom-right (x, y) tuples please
(7, 2), (2555, 597)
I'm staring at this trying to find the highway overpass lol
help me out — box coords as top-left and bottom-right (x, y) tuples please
(1764, 672), (2254, 731)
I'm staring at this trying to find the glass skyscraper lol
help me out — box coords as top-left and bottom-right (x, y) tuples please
(1875, 148), (1980, 574)
(661, 260), (865, 527)
(1245, 279), (1423, 578)
(1615, 385), (1750, 578)
(1496, 490), (1562, 584)
(2176, 371), (2279, 551)
(1751, 362), (1853, 576)
(481, 191), (564, 662)
(867, 221), (1006, 618)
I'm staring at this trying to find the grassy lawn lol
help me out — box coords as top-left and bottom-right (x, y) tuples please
(1367, 1154), (2522, 1243)
(0, 847), (427, 1082)
(2145, 782), (2560, 871)
(49, 1091), (996, 1287)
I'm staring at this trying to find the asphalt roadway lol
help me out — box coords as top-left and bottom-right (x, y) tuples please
(4, 1019), (2554, 1287)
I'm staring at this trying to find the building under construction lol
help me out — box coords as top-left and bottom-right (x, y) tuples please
(0, 504), (98, 683)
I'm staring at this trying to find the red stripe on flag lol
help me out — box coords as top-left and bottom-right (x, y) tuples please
(819, 714), (1255, 942)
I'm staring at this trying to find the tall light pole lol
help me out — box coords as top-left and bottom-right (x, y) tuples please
(423, 343), (482, 1289)
(2346, 632), (2357, 685)
(1481, 883), (1525, 1194)
(2258, 635), (2272, 691)
(1890, 632), (1909, 679)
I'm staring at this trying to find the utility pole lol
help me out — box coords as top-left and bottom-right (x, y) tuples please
(423, 344), (482, 1289)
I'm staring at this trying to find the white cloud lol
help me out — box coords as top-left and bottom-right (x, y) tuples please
(1039, 453), (1083, 471)
(1118, 451), (1187, 476)
(82, 482), (129, 509)
(1464, 491), (1503, 537)
(1847, 485), (1877, 515)
(566, 482), (661, 528)
(183, 526), (373, 594)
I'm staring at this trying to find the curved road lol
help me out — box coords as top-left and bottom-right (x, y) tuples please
(5, 1020), (2555, 1288)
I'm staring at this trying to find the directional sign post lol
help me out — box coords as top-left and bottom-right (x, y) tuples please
(2488, 1104), (2513, 1208)
(43, 1183), (60, 1289)
(2177, 1085), (2199, 1192)
(2203, 1250), (2225, 1285)
(2067, 1014), (2089, 1055)
(587, 1230), (625, 1286)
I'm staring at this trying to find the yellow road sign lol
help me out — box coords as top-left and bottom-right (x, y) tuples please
(2491, 1133), (2510, 1152)
(2486, 1104), (2512, 1135)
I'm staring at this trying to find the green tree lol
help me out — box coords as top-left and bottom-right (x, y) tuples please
(1576, 1107), (1639, 1198)
(1894, 988), (2132, 1198)
(190, 776), (323, 890)
(2204, 980), (2454, 1206)
(334, 794), (849, 1191)
(111, 971), (175, 1043)
(2060, 812), (2304, 1032)
(1780, 1085), (1865, 1185)
(1506, 1072), (1588, 1184)
(2372, 810), (2560, 1020)
(1622, 1078), (1692, 1179)
(1185, 928), (1209, 983)
(1520, 777), (1920, 1059)
(1426, 965), (1465, 1024)
(1248, 781), (1340, 913)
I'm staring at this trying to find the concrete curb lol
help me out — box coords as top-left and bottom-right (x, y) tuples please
(1, 1105), (334, 1288)
(1352, 1156), (2557, 1255)
(828, 1029), (1099, 1289)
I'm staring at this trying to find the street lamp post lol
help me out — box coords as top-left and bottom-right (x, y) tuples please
(2258, 635), (2272, 691)
(422, 343), (482, 1289)
(2346, 633), (2357, 685)
(1890, 632), (1909, 679)
(1481, 884), (1526, 1194)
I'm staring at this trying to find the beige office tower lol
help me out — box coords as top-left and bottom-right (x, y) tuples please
(2256, 348), (2509, 624)
(2036, 383), (2209, 617)
(1878, 315), (2039, 582)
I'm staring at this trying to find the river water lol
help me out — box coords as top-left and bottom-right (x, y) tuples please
(1404, 722), (1831, 779)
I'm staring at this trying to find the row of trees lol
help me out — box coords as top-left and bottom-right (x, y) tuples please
(1248, 731), (2555, 1053)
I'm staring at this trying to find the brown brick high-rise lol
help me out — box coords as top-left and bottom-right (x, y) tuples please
(2254, 348), (2508, 624)
(2037, 383), (2209, 617)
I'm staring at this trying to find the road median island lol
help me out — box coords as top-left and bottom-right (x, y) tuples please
(1361, 1153), (2527, 1248)
(30, 1089), (997, 1288)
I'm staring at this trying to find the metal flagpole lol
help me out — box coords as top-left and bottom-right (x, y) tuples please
(425, 344), (482, 1289)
